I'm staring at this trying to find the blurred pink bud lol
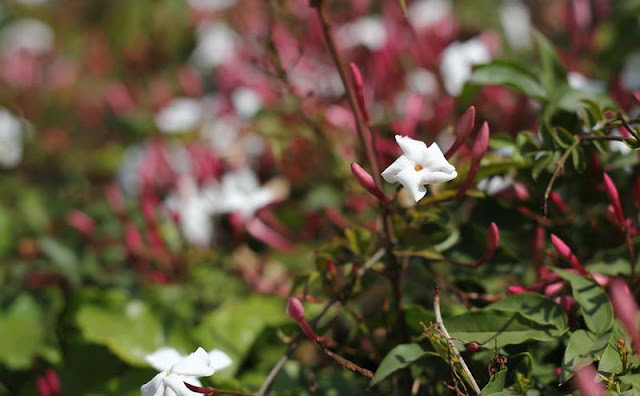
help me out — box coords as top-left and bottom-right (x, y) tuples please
(532, 226), (546, 278)
(550, 234), (590, 277)
(634, 91), (640, 103)
(124, 224), (143, 253)
(609, 278), (640, 354)
(66, 210), (96, 236)
(555, 295), (576, 314)
(105, 184), (125, 214)
(45, 369), (60, 396)
(36, 376), (50, 396)
(549, 191), (569, 212)
(508, 285), (528, 294)
(545, 281), (564, 296)
(455, 122), (490, 198)
(445, 106), (475, 159)
(105, 83), (136, 114)
(573, 365), (605, 396)
(246, 218), (293, 252)
(349, 62), (369, 123)
(467, 341), (481, 352)
(513, 183), (530, 201)
(326, 259), (337, 277)
(473, 222), (499, 267)
(286, 297), (306, 323)
(177, 66), (203, 97)
(351, 162), (387, 201)
(603, 173), (625, 226)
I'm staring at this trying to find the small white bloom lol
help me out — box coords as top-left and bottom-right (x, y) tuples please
(0, 18), (54, 56)
(207, 168), (276, 219)
(406, 68), (438, 96)
(0, 108), (24, 168)
(155, 98), (203, 134)
(382, 135), (457, 201)
(440, 38), (491, 96)
(568, 72), (605, 93)
(191, 23), (237, 69)
(165, 177), (215, 247)
(231, 87), (263, 119)
(337, 17), (387, 50)
(500, 0), (532, 50)
(142, 347), (232, 396)
(477, 175), (514, 195)
(609, 129), (633, 155)
(408, 0), (451, 30)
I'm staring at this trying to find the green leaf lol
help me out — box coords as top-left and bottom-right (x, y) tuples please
(76, 293), (164, 366)
(534, 31), (567, 95)
(38, 237), (81, 285)
(554, 269), (614, 334)
(194, 296), (289, 376)
(371, 343), (432, 386)
(483, 368), (508, 394)
(560, 330), (608, 383)
(599, 324), (629, 374)
(468, 61), (546, 101)
(489, 293), (568, 330)
(0, 294), (47, 369)
(620, 375), (640, 389)
(446, 309), (567, 348)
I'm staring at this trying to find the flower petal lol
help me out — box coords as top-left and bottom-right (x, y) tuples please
(381, 155), (412, 183)
(395, 135), (427, 163)
(418, 169), (458, 185)
(394, 168), (427, 201)
(422, 143), (455, 173)
(208, 349), (233, 371)
(164, 374), (201, 396)
(171, 347), (214, 377)
(141, 372), (167, 396)
(146, 348), (185, 372)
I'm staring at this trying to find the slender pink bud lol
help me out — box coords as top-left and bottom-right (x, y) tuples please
(446, 106), (475, 159)
(508, 285), (528, 294)
(286, 297), (306, 323)
(550, 234), (590, 277)
(603, 173), (625, 226)
(349, 63), (369, 123)
(473, 222), (499, 267)
(124, 224), (143, 253)
(351, 162), (388, 201)
(549, 191), (569, 212)
(184, 382), (215, 394)
(45, 368), (60, 396)
(634, 91), (640, 103)
(609, 278), (640, 354)
(573, 365), (605, 396)
(105, 184), (125, 214)
(532, 226), (546, 279)
(632, 177), (640, 209)
(36, 375), (50, 396)
(326, 259), (337, 277)
(456, 122), (490, 198)
(514, 183), (530, 201)
(67, 210), (96, 236)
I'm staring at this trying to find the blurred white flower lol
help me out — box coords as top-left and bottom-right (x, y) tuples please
(609, 129), (633, 155)
(382, 135), (457, 201)
(406, 68), (439, 96)
(0, 18), (54, 56)
(165, 177), (215, 247)
(231, 87), (263, 119)
(191, 23), (237, 69)
(621, 52), (640, 91)
(408, 0), (451, 30)
(142, 347), (232, 396)
(477, 175), (514, 195)
(500, 0), (532, 50)
(155, 98), (203, 134)
(208, 168), (277, 219)
(0, 108), (24, 168)
(440, 38), (491, 96)
(568, 72), (605, 93)
(337, 17), (387, 50)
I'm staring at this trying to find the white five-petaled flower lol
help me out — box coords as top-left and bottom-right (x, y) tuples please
(142, 347), (232, 396)
(381, 135), (457, 202)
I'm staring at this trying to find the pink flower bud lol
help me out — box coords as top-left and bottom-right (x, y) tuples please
(513, 183), (530, 201)
(467, 341), (481, 352)
(472, 222), (499, 267)
(550, 234), (589, 277)
(455, 122), (490, 198)
(286, 297), (306, 323)
(66, 210), (96, 236)
(326, 259), (337, 277)
(124, 224), (143, 254)
(349, 62), (369, 123)
(445, 106), (475, 159)
(573, 365), (605, 396)
(609, 278), (640, 354)
(36, 375), (50, 396)
(603, 173), (625, 226)
(549, 191), (569, 212)
(508, 285), (528, 294)
(351, 162), (388, 201)
(45, 368), (60, 396)
(105, 184), (125, 214)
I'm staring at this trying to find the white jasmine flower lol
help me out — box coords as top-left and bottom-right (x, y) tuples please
(231, 87), (263, 119)
(477, 175), (514, 195)
(208, 168), (277, 219)
(609, 129), (633, 155)
(155, 98), (203, 134)
(191, 23), (237, 69)
(0, 108), (24, 168)
(621, 52), (640, 92)
(337, 17), (387, 50)
(165, 177), (214, 247)
(142, 347), (232, 396)
(408, 0), (451, 30)
(382, 135), (457, 201)
(0, 18), (54, 56)
(440, 38), (491, 96)
(500, 0), (532, 50)
(568, 72), (605, 93)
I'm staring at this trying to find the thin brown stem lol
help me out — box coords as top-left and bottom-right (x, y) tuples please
(433, 289), (481, 395)
(543, 139), (580, 217)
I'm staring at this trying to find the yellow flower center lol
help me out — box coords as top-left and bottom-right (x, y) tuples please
(414, 165), (423, 172)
